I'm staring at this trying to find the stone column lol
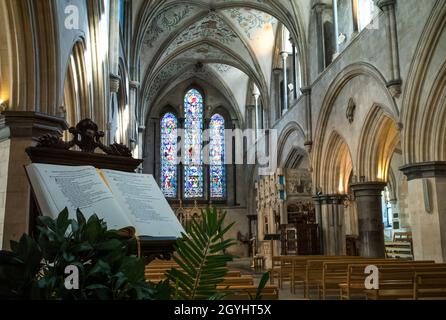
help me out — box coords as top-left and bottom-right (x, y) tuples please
(253, 89), (261, 131)
(314, 194), (347, 255)
(272, 68), (282, 121)
(246, 105), (255, 130)
(313, 2), (327, 73)
(351, 0), (359, 35)
(332, 0), (340, 56)
(313, 195), (325, 254)
(108, 0), (120, 77)
(1, 111), (68, 249)
(350, 182), (387, 258)
(129, 80), (140, 151)
(301, 86), (313, 148)
(400, 162), (446, 262)
(109, 74), (121, 143)
(137, 125), (146, 168)
(291, 43), (298, 100)
(376, 0), (402, 97)
(281, 52), (289, 114)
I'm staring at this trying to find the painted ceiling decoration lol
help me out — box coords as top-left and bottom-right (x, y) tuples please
(224, 8), (277, 41)
(136, 0), (306, 127)
(159, 13), (241, 61)
(143, 5), (197, 48)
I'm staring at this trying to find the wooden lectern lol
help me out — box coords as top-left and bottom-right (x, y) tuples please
(25, 119), (176, 263)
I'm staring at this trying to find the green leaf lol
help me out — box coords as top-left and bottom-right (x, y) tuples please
(254, 272), (270, 300)
(166, 207), (235, 300)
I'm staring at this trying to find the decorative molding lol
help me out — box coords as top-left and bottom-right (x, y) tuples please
(129, 80), (140, 89)
(300, 86), (312, 96)
(110, 73), (121, 93)
(346, 98), (356, 124)
(375, 0), (396, 10)
(350, 181), (387, 197)
(387, 79), (402, 98)
(312, 194), (347, 205)
(400, 162), (446, 181)
(3, 111), (68, 140)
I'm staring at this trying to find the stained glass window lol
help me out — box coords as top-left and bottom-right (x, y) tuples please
(161, 113), (178, 198)
(210, 114), (226, 198)
(184, 89), (204, 198)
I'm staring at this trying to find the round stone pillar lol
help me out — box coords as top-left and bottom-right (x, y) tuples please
(350, 182), (387, 258)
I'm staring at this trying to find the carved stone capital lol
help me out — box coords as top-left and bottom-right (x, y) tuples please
(129, 80), (140, 90)
(400, 162), (446, 181)
(313, 194), (347, 205)
(110, 74), (121, 93)
(387, 79), (402, 98)
(312, 2), (327, 14)
(300, 86), (312, 96)
(375, 0), (396, 10)
(2, 111), (68, 140)
(304, 140), (313, 153)
(350, 181), (387, 197)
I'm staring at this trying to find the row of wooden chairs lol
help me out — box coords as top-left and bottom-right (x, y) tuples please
(269, 256), (446, 300)
(145, 259), (279, 300)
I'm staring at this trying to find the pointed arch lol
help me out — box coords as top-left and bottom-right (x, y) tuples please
(63, 40), (91, 127)
(320, 132), (353, 195)
(357, 104), (401, 182)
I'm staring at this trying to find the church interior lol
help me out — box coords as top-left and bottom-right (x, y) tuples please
(1, 0), (446, 300)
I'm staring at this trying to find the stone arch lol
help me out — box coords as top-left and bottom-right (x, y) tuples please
(277, 121), (307, 168)
(419, 60), (446, 162)
(357, 104), (401, 182)
(63, 40), (91, 128)
(1, 0), (37, 110)
(147, 66), (244, 128)
(402, 0), (446, 163)
(313, 62), (399, 190)
(320, 131), (353, 195)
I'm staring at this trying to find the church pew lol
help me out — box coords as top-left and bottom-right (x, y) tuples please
(268, 256), (282, 285)
(341, 263), (444, 300)
(146, 270), (243, 283)
(304, 257), (367, 298)
(414, 272), (446, 300)
(268, 255), (359, 294)
(220, 275), (255, 287)
(217, 285), (279, 300)
(289, 255), (340, 295)
(322, 260), (435, 300)
(270, 255), (327, 287)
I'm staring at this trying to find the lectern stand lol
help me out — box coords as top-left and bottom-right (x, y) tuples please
(25, 119), (176, 263)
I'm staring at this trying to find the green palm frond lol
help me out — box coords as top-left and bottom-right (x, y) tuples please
(166, 207), (236, 300)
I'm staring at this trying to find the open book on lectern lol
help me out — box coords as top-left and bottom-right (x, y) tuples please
(25, 163), (185, 240)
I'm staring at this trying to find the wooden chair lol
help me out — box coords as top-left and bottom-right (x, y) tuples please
(304, 256), (364, 299)
(414, 272), (446, 300)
